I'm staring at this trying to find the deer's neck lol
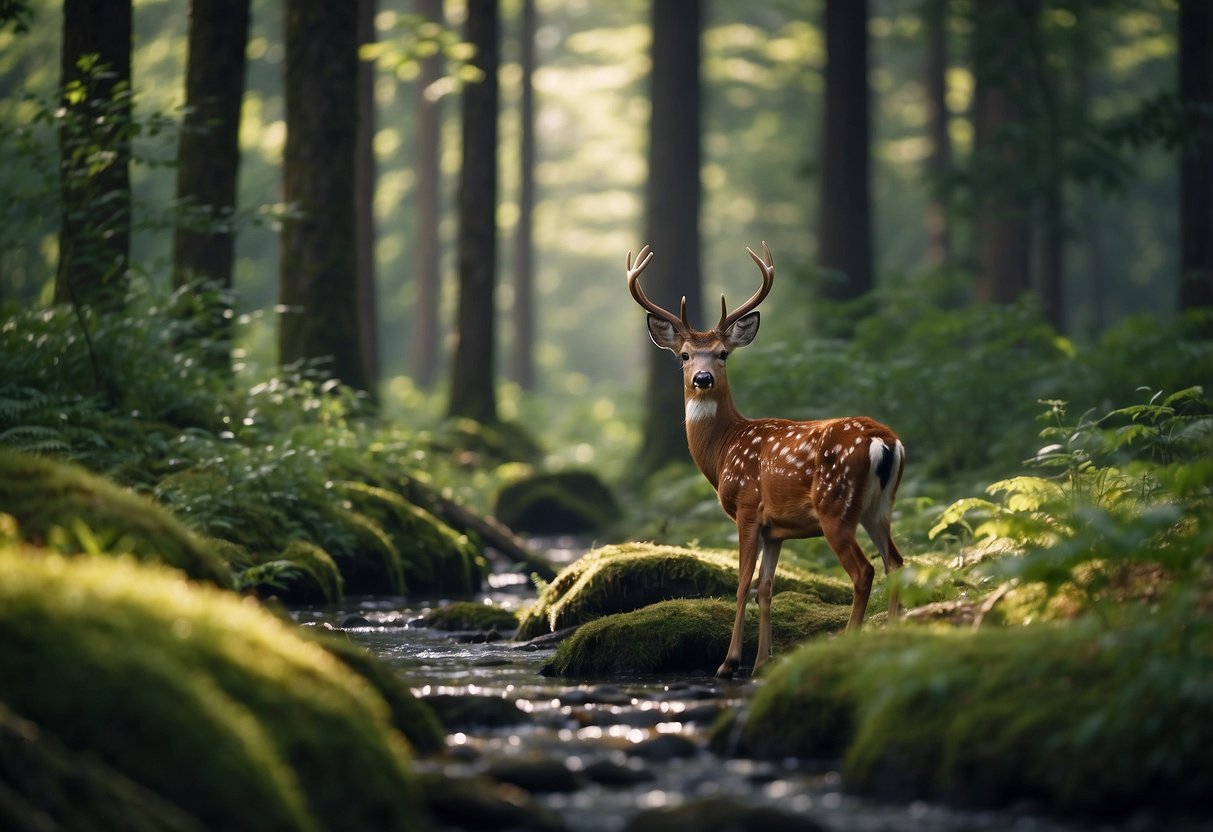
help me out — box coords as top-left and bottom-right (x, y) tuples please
(683, 390), (746, 488)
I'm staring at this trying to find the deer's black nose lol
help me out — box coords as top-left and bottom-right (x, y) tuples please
(692, 371), (714, 389)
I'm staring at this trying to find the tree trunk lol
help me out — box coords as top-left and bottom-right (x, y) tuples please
(356, 0), (380, 388)
(1179, 0), (1213, 323)
(635, 0), (703, 477)
(971, 0), (1031, 305)
(55, 0), (132, 310)
(509, 0), (537, 391)
(817, 0), (873, 301)
(279, 0), (370, 392)
(172, 0), (250, 362)
(447, 0), (500, 424)
(410, 0), (445, 386)
(923, 0), (951, 268)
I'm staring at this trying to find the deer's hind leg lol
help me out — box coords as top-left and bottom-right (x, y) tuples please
(821, 515), (875, 633)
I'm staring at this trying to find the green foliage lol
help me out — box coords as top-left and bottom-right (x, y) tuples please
(739, 603), (1213, 816)
(926, 390), (1213, 619)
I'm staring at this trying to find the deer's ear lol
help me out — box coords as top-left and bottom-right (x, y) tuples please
(723, 311), (760, 349)
(647, 314), (682, 351)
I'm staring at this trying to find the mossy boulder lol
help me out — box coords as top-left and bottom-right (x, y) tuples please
(516, 543), (852, 640)
(493, 469), (621, 534)
(0, 545), (428, 831)
(338, 480), (485, 596)
(545, 593), (849, 677)
(424, 600), (519, 632)
(731, 610), (1213, 817)
(0, 450), (231, 587)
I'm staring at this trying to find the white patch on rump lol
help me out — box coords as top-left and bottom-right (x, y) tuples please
(685, 397), (717, 423)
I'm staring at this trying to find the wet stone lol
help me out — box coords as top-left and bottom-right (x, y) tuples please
(622, 796), (827, 832)
(559, 685), (634, 707)
(679, 703), (725, 725)
(580, 756), (655, 787)
(424, 694), (528, 730)
(484, 755), (582, 793)
(627, 733), (700, 761)
(418, 771), (568, 832)
(339, 613), (373, 629)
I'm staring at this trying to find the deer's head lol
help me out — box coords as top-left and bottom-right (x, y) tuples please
(627, 243), (775, 399)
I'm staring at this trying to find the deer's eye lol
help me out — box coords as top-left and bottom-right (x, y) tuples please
(680, 352), (690, 362)
(718, 350), (729, 360)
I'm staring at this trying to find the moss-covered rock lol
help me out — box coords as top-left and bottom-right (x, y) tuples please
(424, 600), (519, 632)
(732, 610), (1213, 817)
(428, 417), (544, 465)
(546, 593), (849, 677)
(493, 469), (621, 534)
(338, 480), (485, 596)
(0, 702), (207, 832)
(0, 545), (426, 831)
(516, 543), (852, 640)
(0, 450), (231, 587)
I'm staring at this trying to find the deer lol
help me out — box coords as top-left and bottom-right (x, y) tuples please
(626, 242), (906, 679)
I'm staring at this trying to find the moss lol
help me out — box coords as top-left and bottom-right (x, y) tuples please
(516, 542), (852, 640)
(425, 600), (519, 631)
(0, 702), (207, 832)
(277, 540), (344, 604)
(339, 480), (484, 595)
(494, 469), (622, 534)
(546, 593), (849, 677)
(0, 545), (424, 831)
(738, 609), (1213, 817)
(0, 450), (231, 587)
(308, 632), (444, 754)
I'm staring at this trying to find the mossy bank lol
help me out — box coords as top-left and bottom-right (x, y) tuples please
(0, 545), (433, 831)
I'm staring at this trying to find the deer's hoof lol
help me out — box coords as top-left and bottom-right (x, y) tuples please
(715, 659), (739, 679)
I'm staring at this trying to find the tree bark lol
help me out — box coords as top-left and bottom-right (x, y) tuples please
(924, 0), (951, 268)
(509, 0), (537, 391)
(447, 0), (500, 423)
(1179, 0), (1213, 322)
(817, 0), (873, 301)
(356, 0), (381, 387)
(410, 0), (445, 386)
(172, 0), (249, 364)
(971, 0), (1032, 305)
(55, 0), (132, 310)
(279, 0), (370, 392)
(635, 0), (703, 477)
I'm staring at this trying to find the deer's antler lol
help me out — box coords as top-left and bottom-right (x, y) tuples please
(626, 245), (690, 331)
(717, 241), (775, 333)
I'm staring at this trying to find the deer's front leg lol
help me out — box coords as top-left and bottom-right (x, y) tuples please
(716, 515), (761, 679)
(754, 537), (783, 672)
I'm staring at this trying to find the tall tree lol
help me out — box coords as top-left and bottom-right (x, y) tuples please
(172, 0), (250, 354)
(1179, 0), (1213, 321)
(356, 0), (381, 384)
(55, 0), (132, 309)
(971, 0), (1031, 305)
(509, 0), (537, 390)
(447, 0), (500, 423)
(410, 0), (445, 386)
(923, 0), (951, 268)
(817, 0), (873, 301)
(279, 0), (370, 392)
(635, 0), (703, 476)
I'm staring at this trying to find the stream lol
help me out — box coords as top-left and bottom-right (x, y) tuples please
(295, 548), (1091, 832)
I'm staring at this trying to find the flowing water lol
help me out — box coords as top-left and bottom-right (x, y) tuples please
(295, 556), (1092, 832)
